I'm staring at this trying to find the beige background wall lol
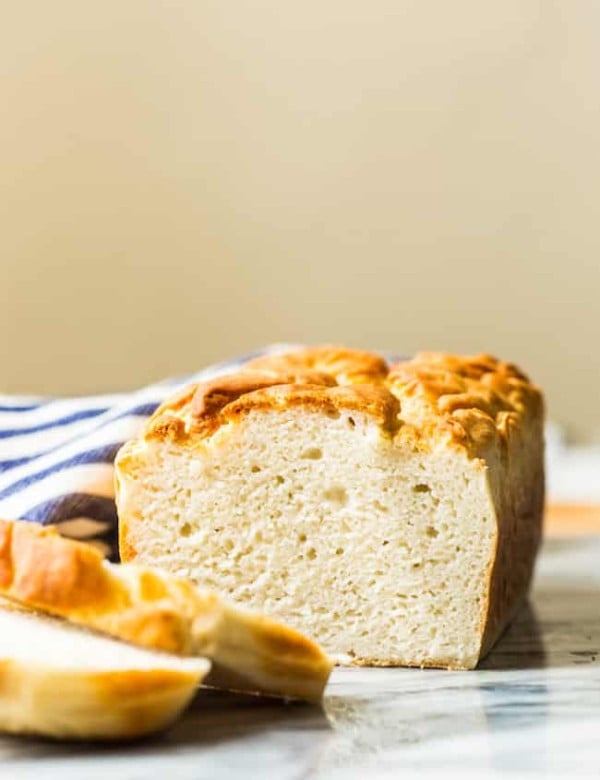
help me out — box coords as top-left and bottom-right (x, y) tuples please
(2, 2), (599, 440)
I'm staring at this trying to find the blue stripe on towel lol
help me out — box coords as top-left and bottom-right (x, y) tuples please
(0, 402), (165, 474)
(0, 444), (123, 501)
(0, 455), (40, 472)
(0, 403), (44, 412)
(0, 408), (107, 438)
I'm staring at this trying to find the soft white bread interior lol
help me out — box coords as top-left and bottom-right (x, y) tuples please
(0, 520), (332, 702)
(116, 347), (544, 670)
(0, 599), (208, 740)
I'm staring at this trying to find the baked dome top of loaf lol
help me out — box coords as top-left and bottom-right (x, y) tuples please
(144, 347), (543, 457)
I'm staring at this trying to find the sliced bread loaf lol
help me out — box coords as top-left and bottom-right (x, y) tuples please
(115, 347), (544, 670)
(0, 599), (208, 740)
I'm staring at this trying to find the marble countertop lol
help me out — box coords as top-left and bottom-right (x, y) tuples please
(2, 534), (599, 779)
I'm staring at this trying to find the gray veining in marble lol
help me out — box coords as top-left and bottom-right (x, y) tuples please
(2, 536), (599, 779)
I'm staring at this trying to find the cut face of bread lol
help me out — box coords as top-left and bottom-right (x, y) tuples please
(0, 520), (332, 702)
(123, 415), (492, 669)
(116, 348), (545, 670)
(0, 599), (208, 740)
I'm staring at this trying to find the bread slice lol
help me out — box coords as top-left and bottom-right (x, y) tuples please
(0, 520), (332, 702)
(0, 599), (208, 740)
(115, 347), (544, 670)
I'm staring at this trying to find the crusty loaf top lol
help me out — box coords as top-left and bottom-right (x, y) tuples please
(143, 347), (544, 457)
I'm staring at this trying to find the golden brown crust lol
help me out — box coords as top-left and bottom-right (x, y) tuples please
(142, 346), (543, 460)
(1, 521), (122, 611)
(246, 345), (389, 385)
(191, 370), (336, 418)
(223, 384), (401, 434)
(0, 520), (332, 701)
(0, 520), (193, 654)
(0, 522), (13, 589)
(387, 351), (543, 454)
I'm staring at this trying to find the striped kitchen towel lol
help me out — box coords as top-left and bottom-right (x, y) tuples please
(0, 346), (292, 558)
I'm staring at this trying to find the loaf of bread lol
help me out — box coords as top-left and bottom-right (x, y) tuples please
(0, 519), (331, 702)
(0, 599), (208, 740)
(116, 347), (544, 670)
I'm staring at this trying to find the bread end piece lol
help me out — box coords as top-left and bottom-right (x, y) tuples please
(0, 600), (208, 741)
